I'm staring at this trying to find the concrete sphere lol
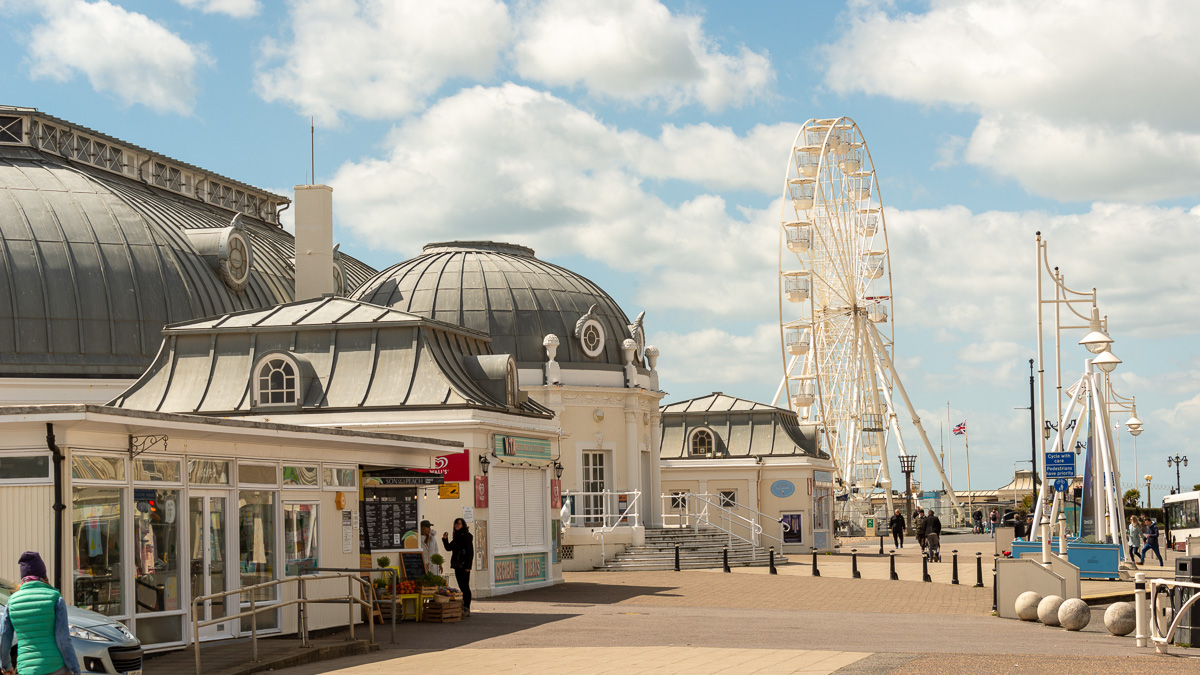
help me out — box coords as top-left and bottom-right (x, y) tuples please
(1015, 591), (1043, 621)
(1104, 602), (1135, 636)
(1059, 598), (1091, 631)
(1038, 595), (1065, 626)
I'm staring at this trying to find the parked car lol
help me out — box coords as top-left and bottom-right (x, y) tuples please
(1, 576), (143, 675)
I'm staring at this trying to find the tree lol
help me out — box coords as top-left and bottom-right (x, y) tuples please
(1021, 494), (1033, 510)
(1193, 483), (1200, 493)
(1124, 488), (1141, 509)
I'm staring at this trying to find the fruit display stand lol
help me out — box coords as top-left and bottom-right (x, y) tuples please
(422, 595), (463, 623)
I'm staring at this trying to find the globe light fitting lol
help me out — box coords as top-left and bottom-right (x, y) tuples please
(1078, 306), (1113, 354)
(1092, 350), (1121, 373)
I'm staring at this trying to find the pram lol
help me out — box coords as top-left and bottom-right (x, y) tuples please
(926, 533), (942, 562)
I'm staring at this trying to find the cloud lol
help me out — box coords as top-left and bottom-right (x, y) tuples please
(651, 323), (783, 392)
(257, 0), (512, 123)
(1156, 391), (1200, 431)
(329, 83), (787, 317)
(176, 0), (260, 18)
(823, 0), (1200, 201)
(23, 0), (207, 114)
(513, 0), (772, 111)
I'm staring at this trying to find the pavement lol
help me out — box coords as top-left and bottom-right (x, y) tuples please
(144, 533), (1196, 674)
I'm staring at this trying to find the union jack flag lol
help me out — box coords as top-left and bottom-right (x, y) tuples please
(952, 421), (967, 436)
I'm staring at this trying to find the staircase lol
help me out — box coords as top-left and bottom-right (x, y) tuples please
(594, 526), (788, 571)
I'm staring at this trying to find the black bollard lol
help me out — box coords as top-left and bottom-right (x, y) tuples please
(769, 546), (777, 575)
(879, 535), (884, 555)
(974, 552), (983, 588)
(922, 552), (931, 582)
(951, 550), (959, 585)
(811, 547), (820, 577)
(674, 543), (680, 572)
(851, 549), (861, 579)
(991, 554), (999, 612)
(889, 550), (898, 580)
(723, 546), (730, 573)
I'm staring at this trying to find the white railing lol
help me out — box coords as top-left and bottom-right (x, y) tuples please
(1143, 574), (1200, 654)
(562, 490), (642, 564)
(660, 492), (787, 555)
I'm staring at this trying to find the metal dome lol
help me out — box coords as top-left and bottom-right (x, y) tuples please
(0, 142), (376, 377)
(351, 241), (635, 367)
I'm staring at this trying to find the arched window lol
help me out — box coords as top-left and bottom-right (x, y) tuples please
(256, 357), (297, 405)
(689, 429), (714, 457)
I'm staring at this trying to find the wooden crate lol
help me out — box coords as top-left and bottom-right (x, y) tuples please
(422, 599), (463, 623)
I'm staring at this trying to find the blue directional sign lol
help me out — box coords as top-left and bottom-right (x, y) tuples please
(1045, 451), (1076, 479)
(1054, 478), (1069, 493)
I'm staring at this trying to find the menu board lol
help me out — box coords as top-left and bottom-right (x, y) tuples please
(399, 550), (427, 581)
(362, 488), (417, 551)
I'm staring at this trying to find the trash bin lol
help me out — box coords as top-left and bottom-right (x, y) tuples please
(1174, 556), (1200, 646)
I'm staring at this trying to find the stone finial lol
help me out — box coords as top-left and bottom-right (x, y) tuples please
(621, 338), (637, 364)
(543, 334), (561, 385)
(644, 345), (659, 370)
(543, 334), (560, 362)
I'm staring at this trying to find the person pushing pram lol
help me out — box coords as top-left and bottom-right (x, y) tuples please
(923, 510), (943, 563)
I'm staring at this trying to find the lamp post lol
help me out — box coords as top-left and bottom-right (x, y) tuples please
(899, 454), (917, 535)
(1145, 475), (1153, 509)
(1168, 454), (1188, 494)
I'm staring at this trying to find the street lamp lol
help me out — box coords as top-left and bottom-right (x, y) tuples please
(899, 454), (917, 534)
(1145, 474), (1153, 509)
(1168, 454), (1188, 494)
(1078, 306), (1114, 354)
(1091, 350), (1121, 374)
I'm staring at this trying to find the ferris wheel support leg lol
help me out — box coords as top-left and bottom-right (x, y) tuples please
(860, 326), (895, 516)
(866, 324), (966, 521)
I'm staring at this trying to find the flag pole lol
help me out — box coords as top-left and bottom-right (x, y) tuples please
(964, 425), (973, 516)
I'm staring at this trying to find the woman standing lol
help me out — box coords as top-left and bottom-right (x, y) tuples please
(0, 552), (80, 675)
(441, 518), (475, 616)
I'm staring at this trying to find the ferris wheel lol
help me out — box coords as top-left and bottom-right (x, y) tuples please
(771, 117), (964, 523)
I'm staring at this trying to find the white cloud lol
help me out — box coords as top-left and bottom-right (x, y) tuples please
(257, 0), (512, 123)
(824, 0), (1200, 201)
(513, 0), (772, 111)
(24, 0), (207, 114)
(329, 83), (785, 317)
(651, 323), (782, 392)
(1156, 392), (1200, 431)
(176, 0), (260, 18)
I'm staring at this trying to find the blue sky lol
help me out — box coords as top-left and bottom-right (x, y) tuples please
(2, 0), (1197, 499)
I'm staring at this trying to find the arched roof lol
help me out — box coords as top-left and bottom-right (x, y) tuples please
(351, 241), (636, 367)
(0, 136), (375, 377)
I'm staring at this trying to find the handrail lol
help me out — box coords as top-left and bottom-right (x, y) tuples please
(313, 566), (400, 645)
(1147, 577), (1200, 653)
(191, 572), (375, 674)
(661, 492), (787, 553)
(561, 490), (642, 529)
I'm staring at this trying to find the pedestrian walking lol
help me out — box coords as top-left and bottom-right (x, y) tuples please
(924, 511), (943, 562)
(888, 509), (906, 548)
(1139, 516), (1164, 566)
(0, 551), (81, 675)
(913, 508), (927, 553)
(1013, 511), (1027, 541)
(972, 509), (983, 534)
(441, 518), (475, 616)
(1127, 515), (1143, 562)
(988, 508), (999, 537)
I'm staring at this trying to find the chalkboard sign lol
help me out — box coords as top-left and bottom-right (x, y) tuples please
(399, 550), (426, 580)
(362, 489), (418, 551)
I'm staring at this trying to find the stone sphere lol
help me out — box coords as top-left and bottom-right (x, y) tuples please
(1104, 602), (1135, 636)
(1059, 598), (1091, 631)
(1015, 591), (1043, 621)
(1038, 595), (1065, 626)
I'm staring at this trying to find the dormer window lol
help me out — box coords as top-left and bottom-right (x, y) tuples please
(256, 356), (297, 406)
(689, 429), (714, 457)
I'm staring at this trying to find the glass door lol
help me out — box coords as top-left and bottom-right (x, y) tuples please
(189, 493), (234, 640)
(581, 452), (607, 527)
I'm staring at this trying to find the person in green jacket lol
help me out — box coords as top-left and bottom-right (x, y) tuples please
(0, 552), (80, 675)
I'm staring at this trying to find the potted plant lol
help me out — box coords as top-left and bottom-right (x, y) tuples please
(430, 553), (445, 575)
(376, 556), (391, 569)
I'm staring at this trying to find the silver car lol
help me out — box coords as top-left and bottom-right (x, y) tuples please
(0, 577), (143, 675)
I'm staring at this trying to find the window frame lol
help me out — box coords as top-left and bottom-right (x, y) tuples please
(282, 464), (320, 489)
(237, 461), (280, 488)
(252, 353), (301, 408)
(718, 490), (737, 509)
(282, 501), (320, 576)
(688, 428), (714, 457)
(577, 319), (606, 358)
(0, 450), (53, 485)
(322, 465), (358, 492)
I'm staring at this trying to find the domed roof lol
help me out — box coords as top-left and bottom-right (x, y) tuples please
(0, 120), (376, 377)
(352, 241), (635, 366)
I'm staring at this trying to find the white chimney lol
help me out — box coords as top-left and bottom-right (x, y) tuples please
(293, 184), (334, 301)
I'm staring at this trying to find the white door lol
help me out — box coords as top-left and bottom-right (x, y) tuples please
(581, 452), (607, 527)
(189, 493), (235, 640)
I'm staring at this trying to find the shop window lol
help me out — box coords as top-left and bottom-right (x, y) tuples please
(255, 356), (298, 406)
(323, 466), (357, 490)
(283, 465), (319, 488)
(238, 463), (278, 486)
(188, 459), (230, 485)
(782, 513), (803, 544)
(0, 453), (50, 482)
(284, 503), (319, 575)
(132, 488), (181, 613)
(72, 454), (126, 481)
(689, 429), (713, 457)
(134, 458), (181, 483)
(238, 491), (277, 602)
(73, 487), (124, 617)
(719, 490), (737, 509)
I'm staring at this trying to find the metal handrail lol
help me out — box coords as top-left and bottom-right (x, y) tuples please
(1147, 577), (1200, 654)
(313, 566), (400, 645)
(662, 492), (787, 553)
(561, 490), (642, 529)
(190, 572), (375, 674)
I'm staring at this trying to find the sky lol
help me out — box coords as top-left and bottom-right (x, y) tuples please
(1, 0), (1197, 499)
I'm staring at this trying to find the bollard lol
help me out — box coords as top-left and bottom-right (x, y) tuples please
(851, 549), (861, 579)
(889, 550), (898, 581)
(723, 546), (730, 573)
(1134, 572), (1147, 648)
(675, 543), (680, 572)
(974, 552), (983, 588)
(811, 547), (820, 577)
(951, 550), (959, 585)
(991, 554), (999, 613)
(769, 546), (777, 575)
(922, 552), (932, 583)
(879, 535), (884, 555)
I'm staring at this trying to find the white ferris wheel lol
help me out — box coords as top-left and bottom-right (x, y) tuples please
(772, 117), (964, 524)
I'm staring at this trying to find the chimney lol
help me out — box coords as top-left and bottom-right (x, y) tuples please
(293, 184), (334, 301)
